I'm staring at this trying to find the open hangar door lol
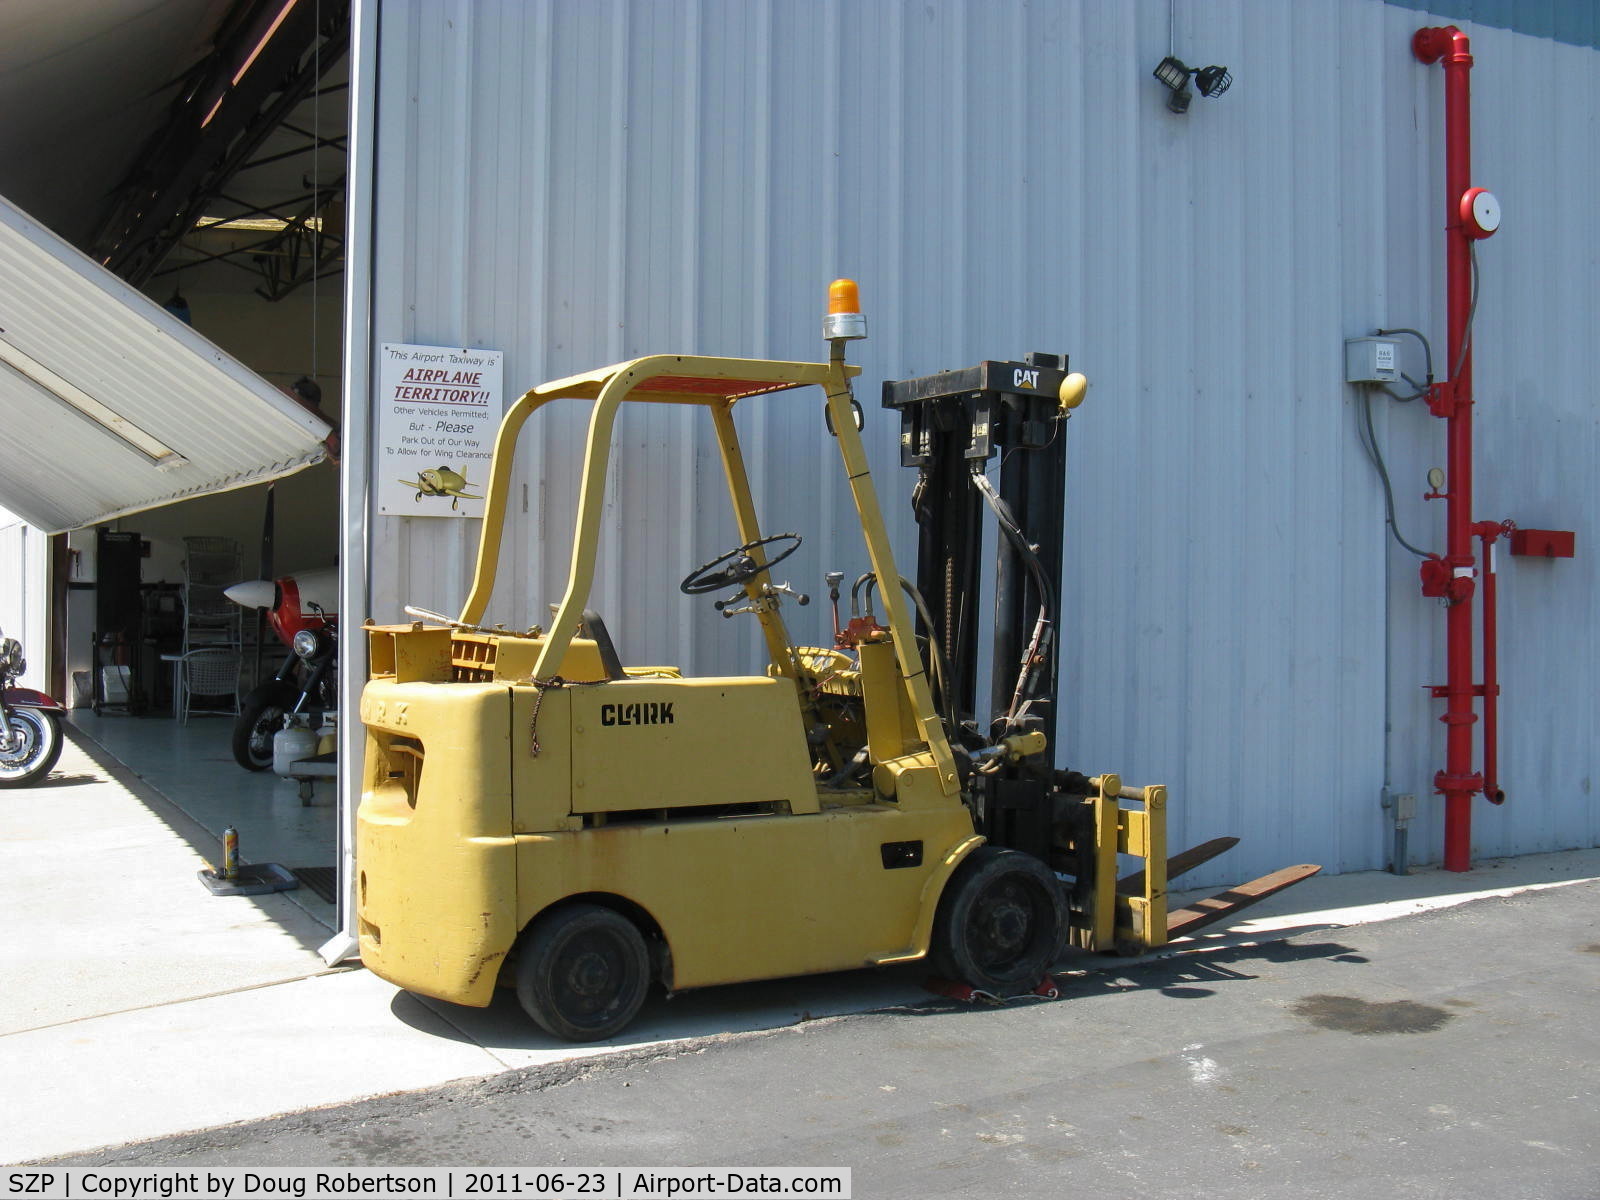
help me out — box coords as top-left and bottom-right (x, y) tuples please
(0, 0), (350, 908)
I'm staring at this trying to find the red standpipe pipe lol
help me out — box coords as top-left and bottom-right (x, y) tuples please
(1413, 26), (1482, 871)
(1474, 521), (1511, 807)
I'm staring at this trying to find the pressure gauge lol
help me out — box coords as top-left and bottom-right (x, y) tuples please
(1461, 187), (1501, 239)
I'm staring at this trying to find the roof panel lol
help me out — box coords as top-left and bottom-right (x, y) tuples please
(0, 193), (332, 533)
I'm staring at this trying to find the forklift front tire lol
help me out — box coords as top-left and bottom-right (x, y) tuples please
(929, 847), (1067, 994)
(515, 903), (651, 1042)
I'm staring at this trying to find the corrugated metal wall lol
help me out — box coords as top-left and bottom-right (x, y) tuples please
(363, 0), (1600, 883)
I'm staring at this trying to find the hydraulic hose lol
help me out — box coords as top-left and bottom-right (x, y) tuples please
(851, 571), (957, 733)
(970, 472), (1056, 729)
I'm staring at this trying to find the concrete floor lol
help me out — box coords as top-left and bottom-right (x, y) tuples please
(0, 732), (333, 1037)
(69, 706), (338, 915)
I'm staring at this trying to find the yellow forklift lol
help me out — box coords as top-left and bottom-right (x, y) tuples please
(357, 282), (1317, 1040)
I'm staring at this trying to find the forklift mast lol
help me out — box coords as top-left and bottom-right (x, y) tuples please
(884, 354), (1082, 865)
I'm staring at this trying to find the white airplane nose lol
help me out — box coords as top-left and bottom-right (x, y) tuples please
(224, 579), (278, 609)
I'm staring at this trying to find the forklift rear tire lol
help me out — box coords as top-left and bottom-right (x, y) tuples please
(929, 847), (1067, 994)
(515, 903), (650, 1042)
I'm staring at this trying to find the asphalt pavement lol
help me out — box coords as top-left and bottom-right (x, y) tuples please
(6, 724), (1599, 1195)
(48, 880), (1600, 1198)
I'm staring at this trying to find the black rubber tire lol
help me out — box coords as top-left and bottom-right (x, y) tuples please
(515, 903), (651, 1042)
(232, 682), (296, 771)
(929, 846), (1067, 994)
(0, 708), (63, 787)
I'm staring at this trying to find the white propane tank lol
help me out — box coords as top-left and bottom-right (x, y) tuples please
(273, 715), (320, 777)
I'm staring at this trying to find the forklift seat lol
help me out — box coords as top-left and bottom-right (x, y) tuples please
(579, 610), (625, 680)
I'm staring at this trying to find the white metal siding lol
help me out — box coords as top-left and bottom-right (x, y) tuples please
(361, 0), (1600, 883)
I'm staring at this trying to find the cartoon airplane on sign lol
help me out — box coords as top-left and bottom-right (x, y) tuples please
(400, 465), (482, 510)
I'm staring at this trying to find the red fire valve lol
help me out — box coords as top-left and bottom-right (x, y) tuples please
(1419, 558), (1474, 601)
(1419, 558), (1450, 597)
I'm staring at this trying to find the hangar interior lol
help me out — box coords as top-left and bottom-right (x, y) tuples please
(0, 0), (352, 908)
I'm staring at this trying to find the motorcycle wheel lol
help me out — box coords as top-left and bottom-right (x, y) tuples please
(232, 684), (296, 771)
(0, 708), (64, 787)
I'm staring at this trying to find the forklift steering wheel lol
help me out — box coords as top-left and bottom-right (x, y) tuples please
(680, 533), (802, 596)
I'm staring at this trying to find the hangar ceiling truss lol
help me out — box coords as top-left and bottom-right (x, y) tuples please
(89, 0), (350, 301)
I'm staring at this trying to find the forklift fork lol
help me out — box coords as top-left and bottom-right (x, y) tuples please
(1164, 862), (1323, 941)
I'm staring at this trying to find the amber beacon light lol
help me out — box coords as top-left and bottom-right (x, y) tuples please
(823, 278), (867, 341)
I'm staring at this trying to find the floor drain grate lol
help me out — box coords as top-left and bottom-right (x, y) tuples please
(291, 866), (337, 903)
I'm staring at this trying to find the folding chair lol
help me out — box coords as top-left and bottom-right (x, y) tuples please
(180, 648), (241, 725)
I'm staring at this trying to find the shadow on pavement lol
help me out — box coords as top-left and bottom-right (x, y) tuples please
(382, 933), (1369, 1056)
(1052, 937), (1366, 1001)
(389, 959), (939, 1054)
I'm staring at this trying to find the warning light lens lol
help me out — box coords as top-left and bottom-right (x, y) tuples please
(822, 278), (868, 341)
(828, 278), (861, 315)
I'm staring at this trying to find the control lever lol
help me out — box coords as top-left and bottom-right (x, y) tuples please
(714, 582), (809, 619)
(768, 582), (810, 606)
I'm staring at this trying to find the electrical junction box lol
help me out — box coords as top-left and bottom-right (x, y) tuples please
(1345, 337), (1400, 384)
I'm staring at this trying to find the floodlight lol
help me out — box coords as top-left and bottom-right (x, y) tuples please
(1153, 55), (1232, 114)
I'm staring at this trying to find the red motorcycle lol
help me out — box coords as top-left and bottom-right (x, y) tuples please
(0, 632), (66, 786)
(224, 568), (338, 771)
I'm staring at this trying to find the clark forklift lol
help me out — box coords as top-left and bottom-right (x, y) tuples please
(357, 282), (1317, 1041)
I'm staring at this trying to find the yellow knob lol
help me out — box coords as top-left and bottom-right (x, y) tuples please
(1059, 372), (1088, 411)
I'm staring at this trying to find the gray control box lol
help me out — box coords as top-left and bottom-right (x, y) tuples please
(1345, 336), (1400, 384)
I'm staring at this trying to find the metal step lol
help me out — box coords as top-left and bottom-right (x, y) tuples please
(1165, 863), (1323, 940)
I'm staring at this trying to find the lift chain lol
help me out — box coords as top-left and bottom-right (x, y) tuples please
(525, 676), (607, 758)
